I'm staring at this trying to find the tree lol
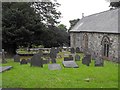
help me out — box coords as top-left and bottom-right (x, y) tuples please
(58, 24), (67, 31)
(2, 2), (61, 55)
(68, 18), (80, 31)
(110, 1), (120, 8)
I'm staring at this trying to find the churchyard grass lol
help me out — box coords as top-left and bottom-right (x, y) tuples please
(1, 52), (118, 88)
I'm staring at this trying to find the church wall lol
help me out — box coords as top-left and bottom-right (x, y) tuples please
(70, 32), (119, 62)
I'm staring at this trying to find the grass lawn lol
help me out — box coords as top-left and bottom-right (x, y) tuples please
(0, 52), (119, 88)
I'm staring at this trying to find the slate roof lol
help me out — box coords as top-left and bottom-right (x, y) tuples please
(70, 8), (120, 34)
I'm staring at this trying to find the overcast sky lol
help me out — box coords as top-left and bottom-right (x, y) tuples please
(57, 0), (110, 28)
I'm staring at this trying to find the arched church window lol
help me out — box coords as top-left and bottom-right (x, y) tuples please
(101, 36), (110, 57)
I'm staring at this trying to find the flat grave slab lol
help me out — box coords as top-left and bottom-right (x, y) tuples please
(48, 64), (61, 70)
(0, 66), (12, 73)
(62, 61), (79, 68)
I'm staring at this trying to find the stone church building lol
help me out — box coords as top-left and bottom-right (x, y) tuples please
(69, 8), (120, 62)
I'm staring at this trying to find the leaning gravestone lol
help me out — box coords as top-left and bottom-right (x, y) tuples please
(14, 54), (20, 62)
(62, 61), (79, 68)
(70, 47), (75, 54)
(76, 47), (81, 53)
(75, 54), (80, 61)
(20, 59), (27, 65)
(31, 51), (43, 67)
(48, 64), (61, 70)
(95, 57), (104, 66)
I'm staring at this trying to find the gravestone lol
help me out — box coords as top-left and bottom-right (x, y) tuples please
(64, 55), (73, 61)
(2, 50), (7, 63)
(70, 47), (75, 54)
(62, 61), (79, 68)
(76, 47), (81, 53)
(50, 47), (57, 63)
(0, 66), (12, 73)
(31, 52), (43, 67)
(82, 54), (91, 66)
(95, 57), (104, 66)
(14, 54), (20, 62)
(48, 64), (61, 70)
(75, 55), (80, 61)
(20, 59), (27, 64)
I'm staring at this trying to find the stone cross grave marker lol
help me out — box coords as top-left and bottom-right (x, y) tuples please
(48, 64), (61, 70)
(20, 59), (28, 65)
(82, 54), (91, 66)
(76, 47), (81, 53)
(75, 54), (80, 61)
(50, 47), (57, 63)
(95, 57), (104, 66)
(31, 51), (43, 67)
(14, 54), (20, 62)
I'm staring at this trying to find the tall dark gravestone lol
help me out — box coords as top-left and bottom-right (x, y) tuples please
(31, 51), (43, 67)
(76, 47), (81, 53)
(82, 54), (91, 66)
(70, 47), (75, 54)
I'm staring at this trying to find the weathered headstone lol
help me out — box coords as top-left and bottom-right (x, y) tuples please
(0, 66), (12, 73)
(31, 52), (43, 67)
(20, 59), (27, 64)
(82, 54), (91, 66)
(76, 47), (81, 53)
(14, 54), (20, 62)
(75, 54), (80, 61)
(95, 57), (104, 66)
(70, 47), (75, 54)
(48, 64), (61, 70)
(62, 61), (79, 68)
(2, 50), (7, 63)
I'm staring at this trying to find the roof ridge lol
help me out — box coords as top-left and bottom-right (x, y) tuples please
(83, 8), (119, 19)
